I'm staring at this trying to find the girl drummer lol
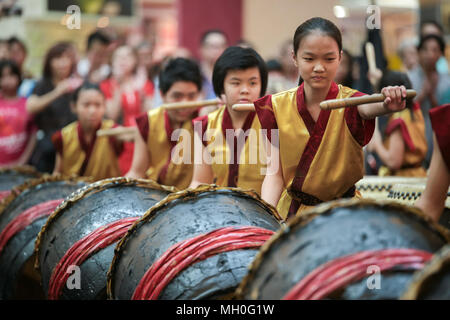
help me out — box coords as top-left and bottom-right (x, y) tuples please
(254, 17), (408, 220)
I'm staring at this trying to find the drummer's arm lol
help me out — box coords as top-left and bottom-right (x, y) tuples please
(53, 153), (62, 175)
(189, 132), (214, 188)
(369, 128), (404, 171)
(415, 134), (450, 222)
(125, 131), (149, 179)
(358, 86), (407, 119)
(261, 144), (284, 209)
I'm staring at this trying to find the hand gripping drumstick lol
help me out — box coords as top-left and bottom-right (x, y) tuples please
(160, 98), (221, 110)
(319, 89), (416, 110)
(231, 90), (417, 112)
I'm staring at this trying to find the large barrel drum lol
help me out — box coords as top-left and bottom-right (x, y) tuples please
(107, 185), (282, 300)
(0, 175), (88, 299)
(35, 177), (174, 300)
(236, 199), (450, 300)
(388, 183), (450, 229)
(356, 176), (426, 200)
(402, 244), (450, 300)
(0, 166), (41, 202)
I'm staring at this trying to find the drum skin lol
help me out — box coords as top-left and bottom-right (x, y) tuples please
(35, 177), (174, 300)
(402, 244), (450, 300)
(107, 185), (282, 300)
(236, 199), (450, 300)
(0, 175), (88, 299)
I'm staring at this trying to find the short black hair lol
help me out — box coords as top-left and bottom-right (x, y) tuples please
(71, 81), (104, 103)
(418, 34), (446, 54)
(0, 59), (22, 88)
(7, 36), (27, 53)
(200, 29), (228, 46)
(159, 58), (202, 95)
(420, 20), (444, 36)
(212, 46), (268, 97)
(87, 31), (111, 50)
(266, 59), (283, 72)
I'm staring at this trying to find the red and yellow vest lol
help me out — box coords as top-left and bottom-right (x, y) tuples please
(254, 82), (374, 219)
(200, 106), (266, 195)
(143, 107), (194, 189)
(60, 120), (121, 180)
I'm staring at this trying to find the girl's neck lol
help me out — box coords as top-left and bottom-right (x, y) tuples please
(227, 105), (250, 130)
(303, 82), (331, 109)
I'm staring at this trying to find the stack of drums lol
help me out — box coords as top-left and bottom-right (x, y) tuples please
(0, 166), (41, 202)
(402, 244), (450, 300)
(236, 199), (450, 300)
(356, 176), (426, 201)
(388, 184), (450, 229)
(107, 185), (282, 300)
(0, 175), (88, 299)
(35, 177), (174, 300)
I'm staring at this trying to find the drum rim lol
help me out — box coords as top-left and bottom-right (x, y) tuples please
(401, 244), (450, 300)
(235, 198), (450, 300)
(106, 184), (282, 300)
(33, 177), (176, 276)
(0, 174), (91, 218)
(0, 165), (41, 194)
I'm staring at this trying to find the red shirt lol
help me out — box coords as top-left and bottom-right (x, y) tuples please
(0, 97), (36, 165)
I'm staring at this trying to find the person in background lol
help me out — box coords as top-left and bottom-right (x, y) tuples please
(77, 30), (112, 84)
(199, 30), (229, 100)
(135, 41), (154, 105)
(397, 38), (419, 72)
(420, 20), (448, 75)
(26, 42), (82, 173)
(367, 71), (427, 177)
(0, 40), (9, 61)
(334, 49), (354, 88)
(278, 39), (299, 90)
(100, 45), (154, 174)
(0, 60), (36, 167)
(266, 59), (286, 94)
(7, 36), (35, 98)
(408, 34), (450, 168)
(52, 82), (124, 180)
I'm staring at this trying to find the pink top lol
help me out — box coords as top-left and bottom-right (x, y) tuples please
(0, 97), (36, 165)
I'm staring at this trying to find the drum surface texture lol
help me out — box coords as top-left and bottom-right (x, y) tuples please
(108, 186), (282, 300)
(236, 199), (449, 300)
(0, 166), (41, 201)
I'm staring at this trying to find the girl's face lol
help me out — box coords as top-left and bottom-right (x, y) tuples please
(112, 46), (137, 78)
(419, 39), (442, 70)
(293, 32), (341, 90)
(74, 89), (106, 130)
(51, 51), (73, 80)
(0, 66), (19, 93)
(222, 67), (261, 108)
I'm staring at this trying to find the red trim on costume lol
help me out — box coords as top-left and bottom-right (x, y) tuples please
(221, 108), (256, 187)
(344, 91), (375, 146)
(385, 118), (415, 151)
(109, 123), (124, 156)
(135, 113), (149, 143)
(51, 131), (63, 155)
(157, 111), (176, 184)
(253, 95), (277, 143)
(430, 104), (450, 170)
(78, 122), (101, 176)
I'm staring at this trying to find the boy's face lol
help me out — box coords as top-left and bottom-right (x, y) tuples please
(162, 81), (200, 123)
(222, 67), (261, 107)
(74, 89), (106, 130)
(0, 66), (19, 93)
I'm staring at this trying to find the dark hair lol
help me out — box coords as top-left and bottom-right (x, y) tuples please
(420, 20), (444, 36)
(71, 81), (104, 103)
(0, 59), (22, 89)
(417, 34), (446, 54)
(159, 58), (203, 95)
(200, 29), (229, 46)
(212, 46), (268, 97)
(340, 49), (354, 87)
(7, 36), (27, 53)
(87, 31), (111, 50)
(293, 17), (342, 55)
(43, 42), (75, 79)
(266, 59), (283, 72)
(293, 17), (342, 85)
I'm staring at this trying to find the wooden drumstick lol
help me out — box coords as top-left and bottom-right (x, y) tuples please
(161, 98), (221, 110)
(232, 104), (255, 112)
(97, 127), (137, 137)
(320, 89), (416, 110)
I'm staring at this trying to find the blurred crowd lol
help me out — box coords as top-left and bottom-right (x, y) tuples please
(0, 20), (449, 177)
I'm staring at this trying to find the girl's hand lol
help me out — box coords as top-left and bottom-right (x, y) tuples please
(381, 85), (407, 112)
